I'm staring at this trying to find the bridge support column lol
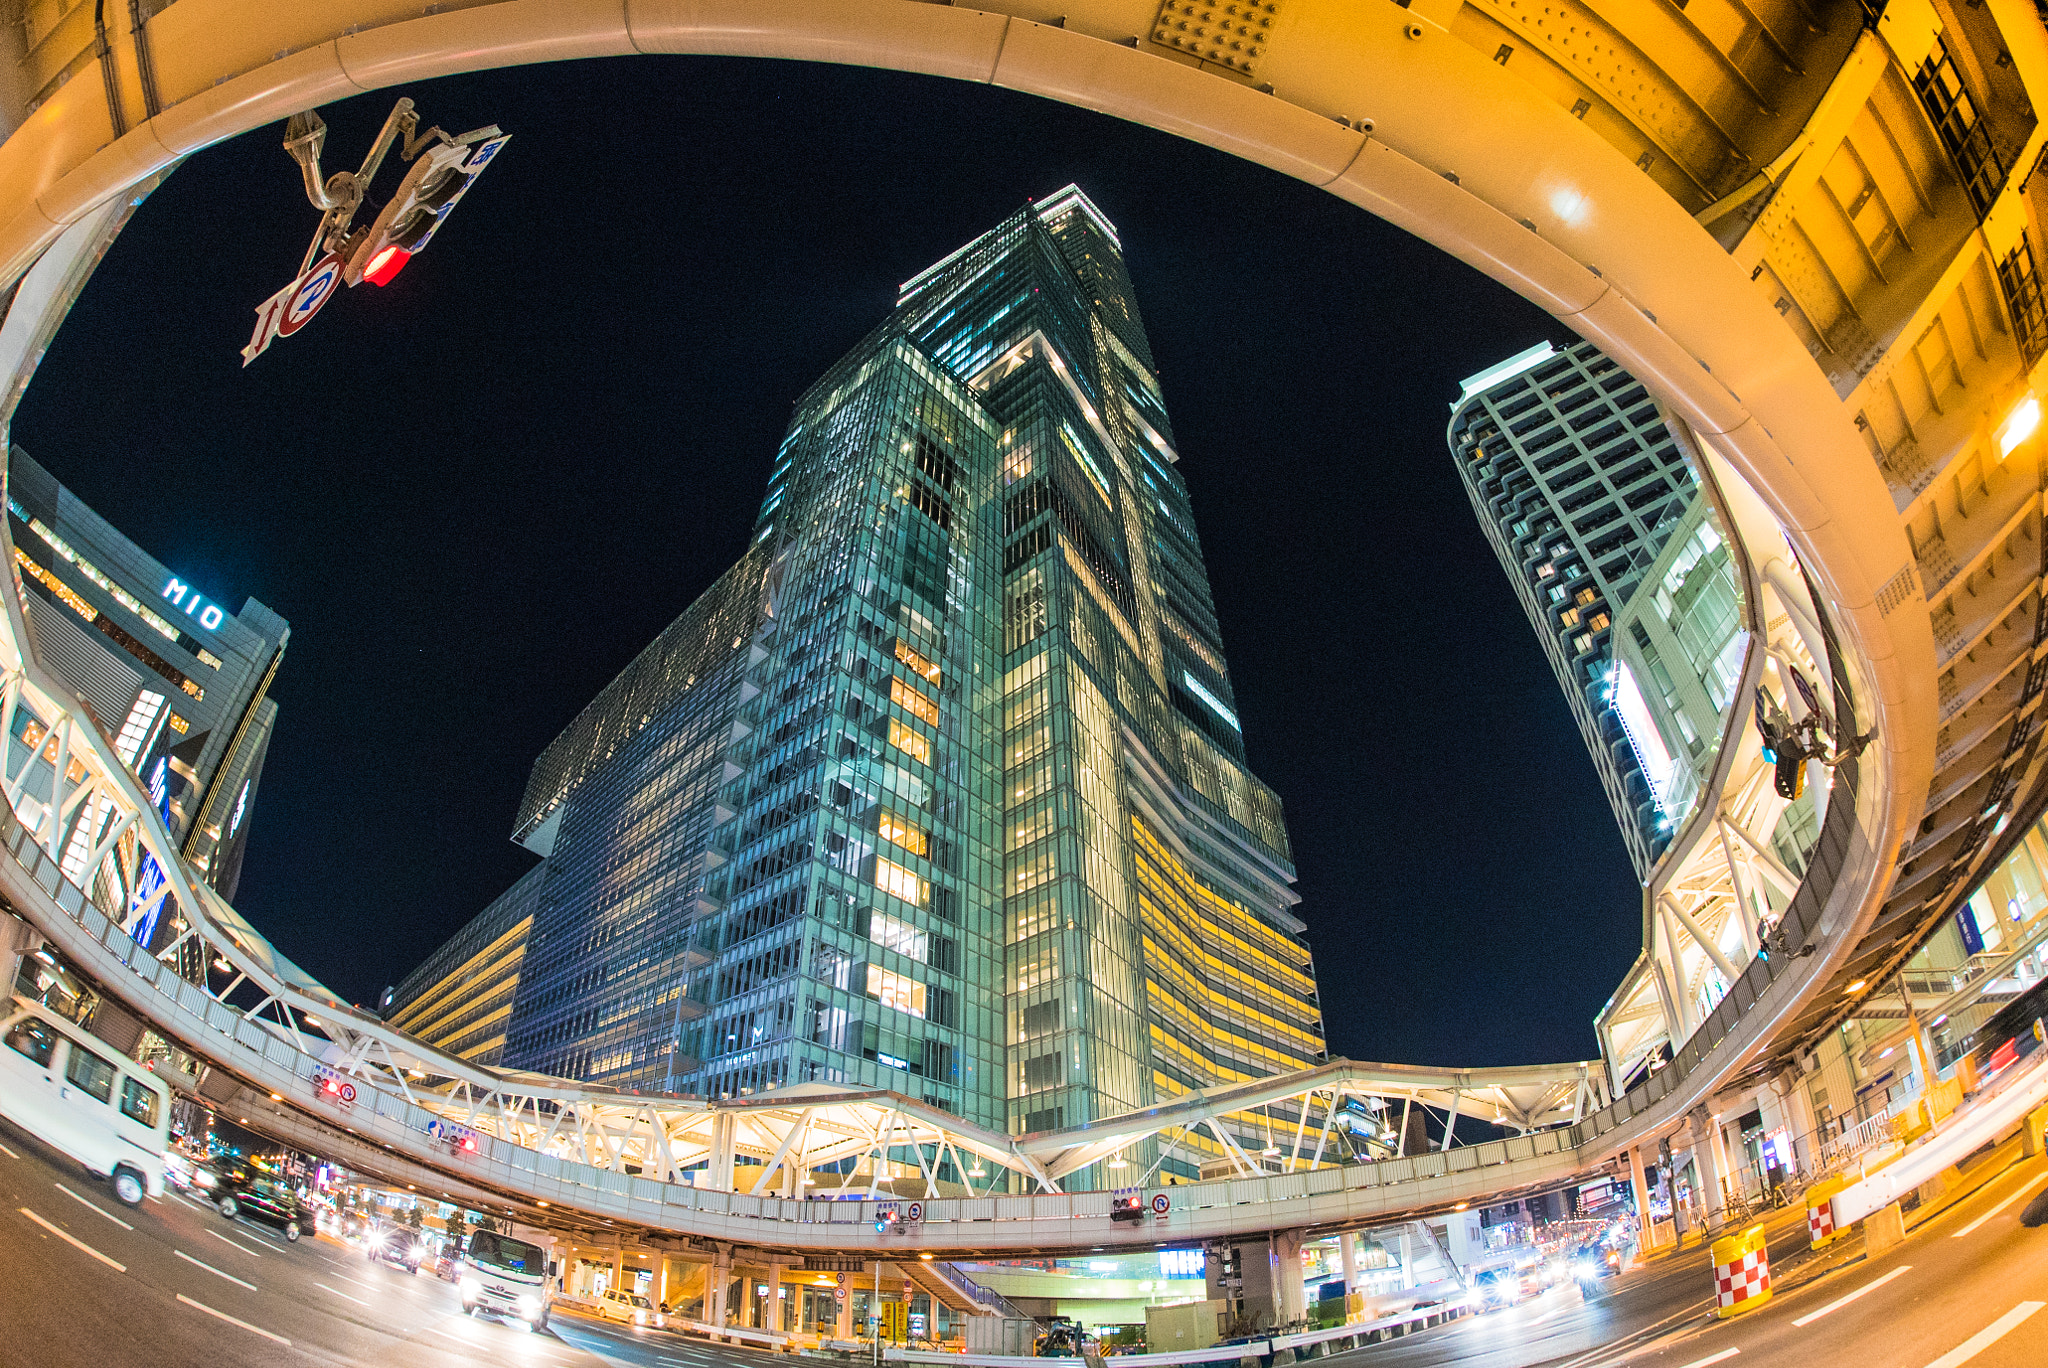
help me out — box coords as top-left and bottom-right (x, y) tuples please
(1690, 1107), (1728, 1232)
(1634, 1143), (1669, 1249)
(0, 909), (33, 998)
(1339, 1230), (1358, 1305)
(709, 1244), (732, 1327)
(836, 1276), (853, 1339)
(1273, 1229), (1305, 1328)
(766, 1261), (783, 1332)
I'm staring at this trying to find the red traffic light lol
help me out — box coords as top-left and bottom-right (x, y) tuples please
(362, 245), (412, 287)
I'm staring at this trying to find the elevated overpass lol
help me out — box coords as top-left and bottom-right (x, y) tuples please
(0, 0), (2037, 1259)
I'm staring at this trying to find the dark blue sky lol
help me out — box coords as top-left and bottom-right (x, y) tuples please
(13, 55), (1638, 1068)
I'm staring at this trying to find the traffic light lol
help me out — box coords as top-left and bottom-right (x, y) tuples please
(344, 132), (509, 287)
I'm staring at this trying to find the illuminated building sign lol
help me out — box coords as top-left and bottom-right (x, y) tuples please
(1159, 1249), (1204, 1278)
(161, 576), (226, 632)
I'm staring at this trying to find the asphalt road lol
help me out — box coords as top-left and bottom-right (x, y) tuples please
(8, 1108), (2048, 1368)
(1326, 1151), (2048, 1368)
(0, 1117), (785, 1368)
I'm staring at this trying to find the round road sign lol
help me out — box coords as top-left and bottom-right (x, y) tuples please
(1151, 1192), (1170, 1215)
(278, 253), (343, 336)
(906, 1200), (924, 1223)
(834, 1288), (846, 1303)
(338, 1082), (357, 1104)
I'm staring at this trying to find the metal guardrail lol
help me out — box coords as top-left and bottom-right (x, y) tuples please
(884, 1303), (1469, 1368)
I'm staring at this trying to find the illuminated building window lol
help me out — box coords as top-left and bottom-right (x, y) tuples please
(12, 507), (188, 646)
(113, 690), (165, 768)
(1576, 588), (1597, 606)
(166, 713), (189, 734)
(895, 639), (942, 686)
(16, 549), (203, 700)
(887, 717), (930, 764)
(890, 676), (939, 726)
(866, 963), (927, 1018)
(1588, 611), (1611, 632)
(876, 857), (926, 906)
(195, 648), (224, 671)
(870, 910), (929, 962)
(879, 808), (930, 857)
(16, 548), (97, 621)
(1560, 608), (1581, 628)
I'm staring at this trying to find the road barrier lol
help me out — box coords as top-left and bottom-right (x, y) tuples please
(884, 1303), (1468, 1368)
(1807, 1174), (1850, 1248)
(1712, 1223), (1771, 1318)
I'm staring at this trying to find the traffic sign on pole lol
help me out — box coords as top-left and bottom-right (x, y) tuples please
(242, 252), (342, 366)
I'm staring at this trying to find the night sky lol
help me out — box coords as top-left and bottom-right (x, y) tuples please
(12, 56), (1641, 1069)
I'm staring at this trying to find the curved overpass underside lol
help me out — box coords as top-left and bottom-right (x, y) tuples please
(0, 0), (2036, 1251)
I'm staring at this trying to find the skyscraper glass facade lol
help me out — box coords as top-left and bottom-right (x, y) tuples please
(409, 188), (1323, 1184)
(1446, 341), (1706, 877)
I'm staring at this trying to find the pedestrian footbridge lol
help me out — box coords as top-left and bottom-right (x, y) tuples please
(0, 0), (2041, 1253)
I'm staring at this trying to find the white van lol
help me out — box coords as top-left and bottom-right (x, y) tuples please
(0, 995), (169, 1205)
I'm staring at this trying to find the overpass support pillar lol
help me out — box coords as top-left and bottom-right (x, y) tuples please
(1690, 1106), (1728, 1231)
(1633, 1142), (1669, 1249)
(1774, 1070), (1820, 1178)
(0, 909), (33, 998)
(836, 1274), (853, 1338)
(1339, 1230), (1358, 1299)
(709, 1244), (732, 1327)
(766, 1261), (784, 1332)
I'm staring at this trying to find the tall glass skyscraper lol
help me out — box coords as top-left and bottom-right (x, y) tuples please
(400, 189), (1324, 1183)
(1448, 340), (1753, 878)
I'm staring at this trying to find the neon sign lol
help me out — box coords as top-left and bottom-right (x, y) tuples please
(161, 576), (225, 632)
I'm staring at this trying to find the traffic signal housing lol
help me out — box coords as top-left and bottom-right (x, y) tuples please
(345, 133), (508, 287)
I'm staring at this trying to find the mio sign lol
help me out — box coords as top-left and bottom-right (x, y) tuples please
(162, 576), (225, 632)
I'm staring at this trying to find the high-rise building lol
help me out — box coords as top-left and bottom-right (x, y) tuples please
(382, 865), (545, 1067)
(402, 188), (1325, 1182)
(1446, 341), (1706, 877)
(5, 446), (287, 911)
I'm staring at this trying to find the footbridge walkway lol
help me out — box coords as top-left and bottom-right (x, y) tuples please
(0, 0), (2031, 1258)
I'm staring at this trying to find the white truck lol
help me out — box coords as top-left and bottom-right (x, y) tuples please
(459, 1226), (553, 1331)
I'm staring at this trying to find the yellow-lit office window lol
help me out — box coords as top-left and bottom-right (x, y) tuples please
(888, 718), (930, 764)
(879, 808), (930, 857)
(891, 676), (939, 726)
(876, 857), (925, 906)
(895, 639), (942, 686)
(866, 963), (928, 1017)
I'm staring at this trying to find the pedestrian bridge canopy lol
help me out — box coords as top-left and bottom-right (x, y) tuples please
(0, 0), (2040, 1248)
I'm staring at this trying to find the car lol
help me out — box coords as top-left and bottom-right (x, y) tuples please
(595, 1287), (663, 1327)
(0, 999), (170, 1207)
(1474, 1268), (1520, 1311)
(365, 1222), (434, 1274)
(216, 1172), (305, 1242)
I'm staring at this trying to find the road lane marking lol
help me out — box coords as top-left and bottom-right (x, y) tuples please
(207, 1228), (265, 1257)
(54, 1181), (132, 1230)
(316, 1281), (369, 1306)
(1676, 1353), (1739, 1368)
(1789, 1264), (1912, 1327)
(243, 1228), (289, 1251)
(17, 1206), (125, 1271)
(1952, 1173), (2048, 1238)
(0, 1140), (18, 1157)
(326, 1269), (380, 1290)
(176, 1249), (257, 1291)
(170, 1191), (209, 1212)
(175, 1293), (291, 1345)
(1923, 1302), (2046, 1368)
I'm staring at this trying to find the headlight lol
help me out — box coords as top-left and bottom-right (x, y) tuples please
(516, 1295), (538, 1315)
(635, 1310), (648, 1325)
(462, 1276), (482, 1296)
(367, 1232), (386, 1248)
(194, 1172), (215, 1188)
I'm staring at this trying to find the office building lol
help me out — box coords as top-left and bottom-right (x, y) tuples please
(1446, 341), (1709, 877)
(5, 446), (287, 919)
(402, 189), (1325, 1181)
(382, 865), (545, 1067)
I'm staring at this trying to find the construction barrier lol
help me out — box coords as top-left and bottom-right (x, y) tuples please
(1712, 1223), (1772, 1318)
(1807, 1174), (1849, 1248)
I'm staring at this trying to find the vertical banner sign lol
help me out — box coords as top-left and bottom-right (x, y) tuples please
(243, 252), (344, 366)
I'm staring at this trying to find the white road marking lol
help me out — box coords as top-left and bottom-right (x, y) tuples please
(207, 1228), (265, 1257)
(54, 1181), (132, 1229)
(244, 1228), (290, 1251)
(1675, 1351), (1739, 1368)
(1789, 1263), (1912, 1327)
(326, 1269), (380, 1291)
(315, 1281), (369, 1307)
(176, 1248), (257, 1291)
(0, 1140), (18, 1157)
(175, 1293), (291, 1345)
(170, 1191), (210, 1213)
(1922, 1302), (2046, 1368)
(1952, 1173), (2048, 1238)
(17, 1206), (125, 1271)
